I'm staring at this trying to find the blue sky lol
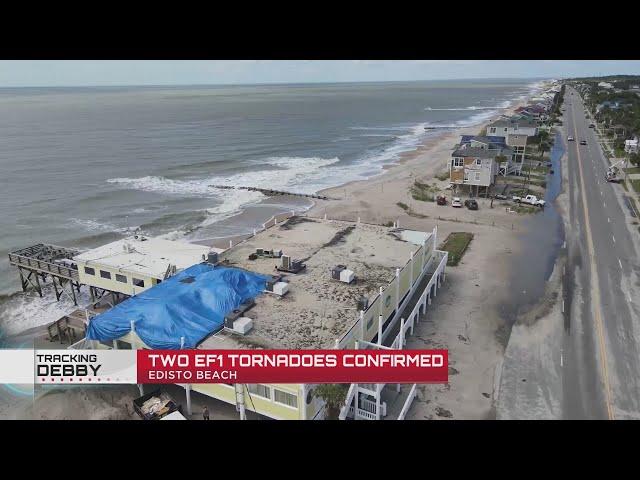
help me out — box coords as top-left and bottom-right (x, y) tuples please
(0, 60), (639, 87)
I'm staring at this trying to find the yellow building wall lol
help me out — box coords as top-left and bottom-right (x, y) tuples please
(399, 264), (411, 296)
(412, 247), (424, 283)
(191, 383), (303, 420)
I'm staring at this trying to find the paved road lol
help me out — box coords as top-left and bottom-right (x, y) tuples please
(562, 86), (640, 419)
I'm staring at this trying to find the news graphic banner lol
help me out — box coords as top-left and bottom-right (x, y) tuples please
(0, 349), (448, 384)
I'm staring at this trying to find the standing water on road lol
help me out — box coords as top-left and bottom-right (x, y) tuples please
(500, 130), (566, 326)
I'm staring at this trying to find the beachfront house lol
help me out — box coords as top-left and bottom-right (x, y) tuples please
(487, 116), (538, 138)
(459, 134), (524, 176)
(74, 236), (216, 297)
(506, 133), (528, 174)
(450, 140), (513, 195)
(77, 216), (449, 421)
(625, 137), (639, 154)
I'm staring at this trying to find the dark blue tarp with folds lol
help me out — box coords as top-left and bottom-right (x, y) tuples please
(86, 264), (269, 349)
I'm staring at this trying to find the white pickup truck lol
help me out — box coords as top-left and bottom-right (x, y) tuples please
(512, 194), (545, 207)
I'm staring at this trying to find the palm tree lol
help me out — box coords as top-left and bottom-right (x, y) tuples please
(312, 384), (349, 420)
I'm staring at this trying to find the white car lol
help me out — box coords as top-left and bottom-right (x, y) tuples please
(451, 197), (463, 208)
(567, 136), (575, 141)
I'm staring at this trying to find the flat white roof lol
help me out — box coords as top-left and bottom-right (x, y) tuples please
(74, 236), (217, 279)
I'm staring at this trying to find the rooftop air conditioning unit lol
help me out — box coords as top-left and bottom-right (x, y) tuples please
(281, 255), (291, 271)
(331, 265), (346, 280)
(224, 309), (243, 329)
(340, 269), (355, 284)
(273, 282), (289, 296)
(207, 252), (219, 265)
(233, 317), (253, 335)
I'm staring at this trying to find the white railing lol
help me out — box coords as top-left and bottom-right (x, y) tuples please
(360, 397), (387, 417)
(389, 249), (448, 350)
(337, 249), (448, 421)
(67, 337), (96, 350)
(397, 384), (417, 420)
(338, 383), (358, 420)
(355, 408), (377, 420)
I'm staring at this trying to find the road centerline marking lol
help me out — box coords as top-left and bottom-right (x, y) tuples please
(571, 94), (615, 420)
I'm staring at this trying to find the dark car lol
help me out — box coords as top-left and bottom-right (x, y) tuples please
(580, 139), (587, 145)
(464, 199), (479, 210)
(436, 195), (447, 205)
(589, 123), (595, 128)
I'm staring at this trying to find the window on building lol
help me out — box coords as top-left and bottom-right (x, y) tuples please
(475, 172), (481, 181)
(115, 274), (127, 283)
(248, 384), (271, 400)
(100, 270), (111, 280)
(84, 267), (95, 276)
(133, 278), (145, 287)
(489, 127), (496, 134)
(475, 158), (482, 166)
(452, 158), (464, 167)
(274, 389), (298, 408)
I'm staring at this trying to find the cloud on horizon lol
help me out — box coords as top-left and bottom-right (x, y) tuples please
(0, 60), (639, 87)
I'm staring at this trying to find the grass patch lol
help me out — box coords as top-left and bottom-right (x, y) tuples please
(503, 176), (547, 189)
(622, 181), (628, 191)
(439, 232), (474, 267)
(383, 221), (395, 227)
(624, 167), (640, 174)
(512, 205), (539, 215)
(631, 179), (640, 194)
(529, 166), (550, 174)
(397, 202), (409, 211)
(435, 171), (450, 181)
(410, 180), (439, 202)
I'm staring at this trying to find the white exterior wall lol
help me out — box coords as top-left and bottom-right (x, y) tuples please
(76, 260), (159, 296)
(463, 159), (496, 186)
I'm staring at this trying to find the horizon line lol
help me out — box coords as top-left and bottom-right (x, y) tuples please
(0, 76), (556, 89)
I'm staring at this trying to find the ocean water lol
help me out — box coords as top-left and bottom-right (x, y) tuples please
(0, 78), (543, 335)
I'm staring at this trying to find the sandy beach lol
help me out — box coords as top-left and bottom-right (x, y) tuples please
(304, 96), (553, 419)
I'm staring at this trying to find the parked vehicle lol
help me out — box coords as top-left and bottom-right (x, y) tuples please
(512, 194), (545, 207)
(436, 195), (447, 205)
(464, 199), (478, 210)
(589, 123), (595, 128)
(605, 171), (622, 183)
(580, 139), (587, 145)
(494, 194), (507, 200)
(451, 197), (463, 208)
(567, 136), (575, 141)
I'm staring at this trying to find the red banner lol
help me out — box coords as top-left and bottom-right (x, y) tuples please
(137, 349), (448, 384)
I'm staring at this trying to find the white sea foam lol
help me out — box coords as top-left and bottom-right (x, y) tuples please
(71, 218), (139, 234)
(107, 176), (216, 197)
(0, 287), (92, 336)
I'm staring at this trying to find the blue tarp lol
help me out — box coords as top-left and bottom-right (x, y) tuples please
(86, 264), (269, 349)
